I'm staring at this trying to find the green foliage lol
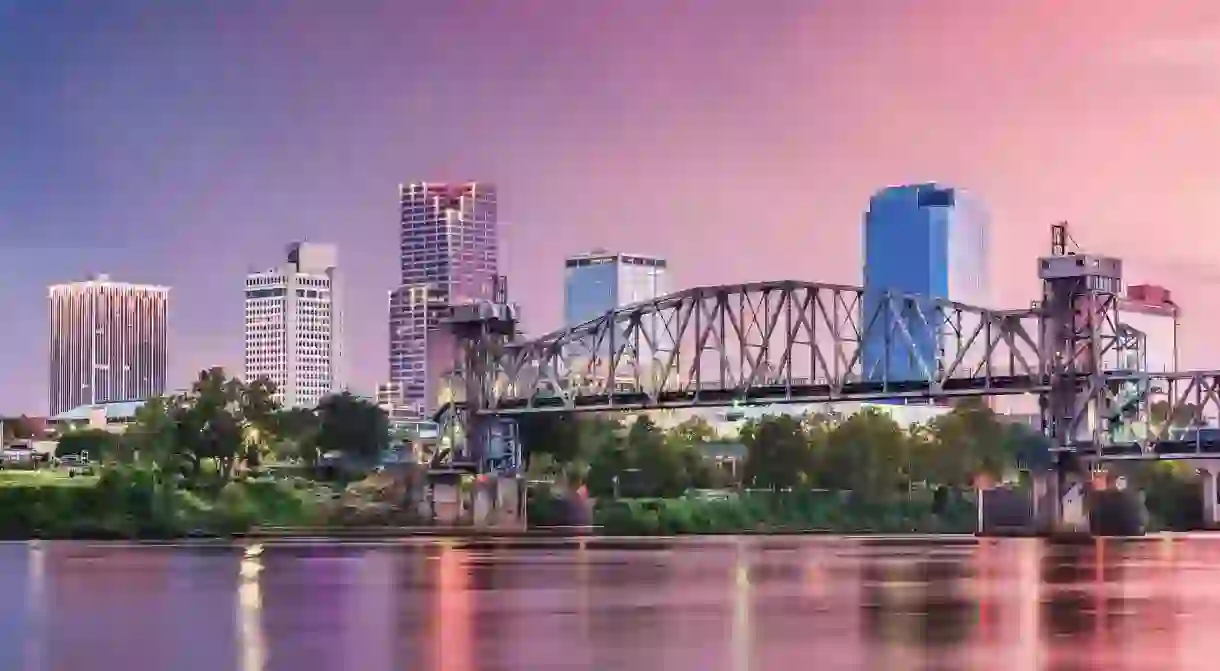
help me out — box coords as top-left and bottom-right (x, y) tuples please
(0, 369), (394, 539)
(523, 401), (1060, 533)
(111, 370), (391, 488)
(0, 465), (328, 539)
(580, 416), (719, 498)
(55, 429), (123, 461)
(1128, 461), (1203, 531)
(741, 414), (814, 490)
(1150, 400), (1203, 429)
(736, 400), (1045, 497)
(314, 392), (390, 464)
(270, 407), (323, 464)
(592, 491), (977, 535)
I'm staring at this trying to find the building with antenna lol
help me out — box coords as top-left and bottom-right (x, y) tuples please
(389, 182), (500, 419)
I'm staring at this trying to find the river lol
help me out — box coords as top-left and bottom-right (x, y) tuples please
(1, 535), (1219, 669)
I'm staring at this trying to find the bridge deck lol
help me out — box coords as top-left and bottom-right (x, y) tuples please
(1083, 440), (1220, 461)
(486, 375), (1046, 414)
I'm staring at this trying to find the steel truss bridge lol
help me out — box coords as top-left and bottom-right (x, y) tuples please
(440, 279), (1220, 468)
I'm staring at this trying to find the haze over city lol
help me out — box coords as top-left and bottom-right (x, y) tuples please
(5, 0), (1220, 414)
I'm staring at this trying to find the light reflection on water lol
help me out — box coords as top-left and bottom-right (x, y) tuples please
(4, 535), (1220, 670)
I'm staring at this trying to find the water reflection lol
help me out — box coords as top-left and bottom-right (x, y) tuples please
(7, 536), (1220, 669)
(237, 544), (265, 671)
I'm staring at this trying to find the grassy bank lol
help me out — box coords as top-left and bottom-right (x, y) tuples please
(0, 467), (335, 539)
(530, 489), (978, 535)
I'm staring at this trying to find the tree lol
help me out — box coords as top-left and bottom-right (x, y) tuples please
(3, 415), (41, 442)
(821, 408), (908, 499)
(742, 414), (815, 490)
(270, 407), (322, 464)
(55, 429), (122, 462)
(124, 369), (278, 486)
(314, 392), (389, 464)
(518, 413), (622, 466)
(671, 416), (716, 445)
(923, 401), (1011, 487)
(182, 368), (247, 483)
(1151, 400), (1202, 431)
(625, 416), (689, 497)
(241, 377), (281, 431)
(126, 396), (186, 476)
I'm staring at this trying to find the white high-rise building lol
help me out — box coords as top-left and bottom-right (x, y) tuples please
(244, 242), (342, 409)
(48, 275), (169, 415)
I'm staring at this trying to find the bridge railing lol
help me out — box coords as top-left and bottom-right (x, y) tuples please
(474, 281), (1047, 413)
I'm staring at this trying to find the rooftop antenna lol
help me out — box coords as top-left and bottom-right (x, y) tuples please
(1051, 222), (1068, 256)
(1051, 221), (1083, 257)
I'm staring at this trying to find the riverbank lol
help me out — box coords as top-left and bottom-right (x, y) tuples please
(531, 490), (981, 536)
(0, 467), (983, 539)
(0, 467), (336, 540)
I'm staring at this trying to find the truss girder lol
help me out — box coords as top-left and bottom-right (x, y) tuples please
(475, 281), (1046, 413)
(1084, 370), (1220, 458)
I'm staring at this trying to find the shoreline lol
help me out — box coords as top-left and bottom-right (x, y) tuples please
(0, 526), (1105, 542)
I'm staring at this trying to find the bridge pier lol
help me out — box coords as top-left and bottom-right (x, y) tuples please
(1020, 459), (1146, 537)
(1031, 463), (1090, 536)
(1195, 459), (1220, 529)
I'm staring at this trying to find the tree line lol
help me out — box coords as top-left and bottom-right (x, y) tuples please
(54, 368), (390, 488)
(520, 399), (1050, 501)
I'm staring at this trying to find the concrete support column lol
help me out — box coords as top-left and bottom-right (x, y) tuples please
(1199, 460), (1220, 529)
(1032, 462), (1091, 535)
(1203, 471), (1219, 528)
(1031, 469), (1060, 535)
(1059, 470), (1091, 534)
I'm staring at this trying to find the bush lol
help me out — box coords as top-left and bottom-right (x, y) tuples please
(0, 466), (328, 539)
(589, 491), (979, 536)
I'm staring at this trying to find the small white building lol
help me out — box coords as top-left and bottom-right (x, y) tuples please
(244, 242), (343, 409)
(48, 400), (147, 434)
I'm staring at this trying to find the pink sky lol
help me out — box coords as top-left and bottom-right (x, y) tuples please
(4, 0), (1220, 413)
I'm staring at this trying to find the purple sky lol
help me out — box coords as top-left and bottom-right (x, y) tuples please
(5, 0), (1220, 414)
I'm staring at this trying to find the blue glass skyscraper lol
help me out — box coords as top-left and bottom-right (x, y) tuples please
(563, 251), (669, 367)
(563, 251), (668, 326)
(862, 183), (990, 383)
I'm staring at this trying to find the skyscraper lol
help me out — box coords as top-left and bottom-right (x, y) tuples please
(861, 183), (990, 382)
(563, 250), (669, 326)
(48, 275), (169, 415)
(244, 242), (342, 409)
(389, 182), (498, 417)
(563, 250), (670, 378)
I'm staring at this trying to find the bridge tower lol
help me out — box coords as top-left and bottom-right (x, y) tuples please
(1036, 240), (1126, 531)
(444, 290), (522, 472)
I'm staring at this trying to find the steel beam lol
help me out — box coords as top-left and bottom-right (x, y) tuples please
(469, 281), (1045, 414)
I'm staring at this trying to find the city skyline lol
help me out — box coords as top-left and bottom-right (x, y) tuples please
(6, 2), (1220, 414)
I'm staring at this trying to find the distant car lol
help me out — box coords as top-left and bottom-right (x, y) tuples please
(1, 448), (38, 470)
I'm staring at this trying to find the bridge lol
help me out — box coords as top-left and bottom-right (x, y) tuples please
(435, 250), (1220, 470)
(427, 243), (1220, 533)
